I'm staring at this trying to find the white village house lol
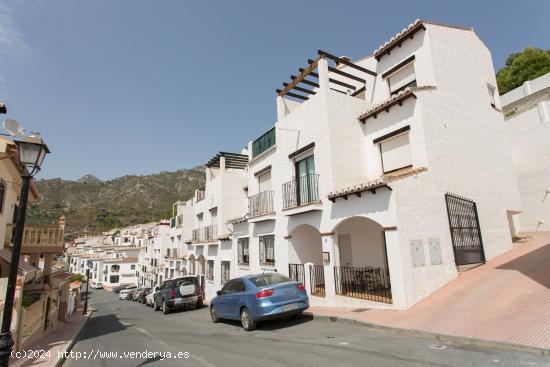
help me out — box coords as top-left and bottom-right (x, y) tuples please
(502, 71), (550, 232)
(177, 19), (522, 310)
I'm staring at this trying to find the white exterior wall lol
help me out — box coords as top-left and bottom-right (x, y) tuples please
(504, 72), (550, 231)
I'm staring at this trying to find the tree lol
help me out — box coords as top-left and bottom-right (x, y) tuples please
(496, 47), (550, 94)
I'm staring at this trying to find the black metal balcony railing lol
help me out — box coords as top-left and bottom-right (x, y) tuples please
(334, 266), (392, 304)
(282, 174), (320, 210)
(192, 225), (218, 243)
(248, 190), (274, 217)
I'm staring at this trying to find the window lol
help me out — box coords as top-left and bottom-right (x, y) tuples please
(130, 265), (135, 270)
(206, 260), (214, 280)
(295, 155), (318, 205)
(167, 248), (171, 257)
(220, 279), (245, 294)
(488, 85), (496, 107)
(259, 235), (275, 266)
(387, 62), (416, 95)
(110, 265), (120, 272)
(258, 170), (272, 193)
(238, 238), (250, 266)
(221, 261), (231, 284)
(252, 127), (276, 157)
(378, 130), (412, 174)
(110, 275), (119, 283)
(0, 180), (5, 214)
(249, 273), (291, 287)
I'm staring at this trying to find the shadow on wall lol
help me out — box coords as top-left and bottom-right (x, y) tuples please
(496, 241), (550, 290)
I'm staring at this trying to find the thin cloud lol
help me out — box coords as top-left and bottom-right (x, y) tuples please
(0, 2), (29, 57)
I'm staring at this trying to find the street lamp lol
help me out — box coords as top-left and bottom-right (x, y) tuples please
(0, 132), (49, 366)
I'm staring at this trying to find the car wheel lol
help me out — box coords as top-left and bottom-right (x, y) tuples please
(196, 297), (203, 309)
(153, 300), (159, 311)
(210, 305), (219, 323)
(162, 301), (170, 315)
(241, 307), (256, 331)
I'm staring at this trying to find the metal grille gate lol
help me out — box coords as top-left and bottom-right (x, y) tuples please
(445, 193), (485, 266)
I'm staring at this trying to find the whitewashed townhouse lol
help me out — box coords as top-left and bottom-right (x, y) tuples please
(221, 19), (521, 310)
(502, 71), (550, 232)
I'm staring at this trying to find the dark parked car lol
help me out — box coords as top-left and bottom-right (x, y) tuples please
(134, 287), (151, 303)
(210, 273), (309, 331)
(153, 276), (203, 314)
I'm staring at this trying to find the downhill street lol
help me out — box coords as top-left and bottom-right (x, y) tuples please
(63, 290), (549, 367)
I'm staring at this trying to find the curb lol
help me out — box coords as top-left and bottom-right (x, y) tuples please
(304, 312), (550, 357)
(54, 310), (93, 367)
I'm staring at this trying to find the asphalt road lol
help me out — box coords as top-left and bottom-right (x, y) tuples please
(65, 290), (549, 367)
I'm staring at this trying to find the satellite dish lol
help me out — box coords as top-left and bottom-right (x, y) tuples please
(3, 119), (25, 136)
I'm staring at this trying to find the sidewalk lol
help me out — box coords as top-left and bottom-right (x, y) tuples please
(307, 232), (550, 351)
(12, 309), (91, 367)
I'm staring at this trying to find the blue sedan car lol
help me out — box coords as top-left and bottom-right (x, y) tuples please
(210, 273), (309, 331)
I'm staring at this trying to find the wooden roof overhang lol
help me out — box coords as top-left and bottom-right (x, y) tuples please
(206, 152), (248, 169)
(358, 89), (416, 123)
(276, 50), (377, 101)
(328, 182), (391, 203)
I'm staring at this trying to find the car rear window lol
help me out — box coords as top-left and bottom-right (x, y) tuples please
(249, 273), (291, 287)
(176, 277), (198, 286)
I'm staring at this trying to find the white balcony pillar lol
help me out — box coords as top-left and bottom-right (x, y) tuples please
(317, 57), (330, 94)
(384, 230), (408, 309)
(303, 262), (313, 296)
(321, 233), (336, 299)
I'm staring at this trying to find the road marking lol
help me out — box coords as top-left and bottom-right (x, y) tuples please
(430, 344), (447, 350)
(339, 342), (348, 345)
(134, 326), (169, 347)
(189, 354), (218, 367)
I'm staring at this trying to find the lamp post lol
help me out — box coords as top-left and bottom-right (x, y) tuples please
(83, 263), (91, 315)
(0, 133), (49, 366)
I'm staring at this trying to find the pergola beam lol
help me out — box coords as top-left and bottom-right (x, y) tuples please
(291, 76), (319, 88)
(299, 68), (356, 91)
(308, 59), (366, 84)
(276, 89), (309, 101)
(283, 83), (316, 95)
(318, 50), (377, 76)
(277, 56), (321, 98)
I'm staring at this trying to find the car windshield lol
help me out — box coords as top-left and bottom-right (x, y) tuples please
(249, 273), (291, 287)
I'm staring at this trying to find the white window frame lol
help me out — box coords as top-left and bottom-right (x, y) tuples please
(259, 235), (275, 267)
(386, 62), (416, 95)
(376, 128), (413, 174)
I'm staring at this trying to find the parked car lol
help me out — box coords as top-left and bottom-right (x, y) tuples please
(126, 288), (137, 300)
(210, 273), (309, 331)
(153, 276), (202, 314)
(90, 281), (103, 289)
(134, 287), (151, 303)
(146, 286), (159, 307)
(119, 286), (137, 300)
(113, 284), (133, 293)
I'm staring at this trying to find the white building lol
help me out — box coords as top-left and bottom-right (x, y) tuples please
(183, 19), (521, 310)
(503, 72), (550, 232)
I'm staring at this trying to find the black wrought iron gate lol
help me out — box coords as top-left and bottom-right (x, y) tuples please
(445, 193), (486, 266)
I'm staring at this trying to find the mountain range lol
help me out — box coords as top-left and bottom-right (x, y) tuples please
(27, 168), (206, 239)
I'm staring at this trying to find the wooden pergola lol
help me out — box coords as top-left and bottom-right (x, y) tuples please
(205, 152), (248, 169)
(276, 50), (377, 101)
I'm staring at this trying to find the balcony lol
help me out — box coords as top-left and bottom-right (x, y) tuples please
(248, 190), (274, 219)
(5, 223), (65, 254)
(252, 127), (276, 158)
(191, 225), (218, 243)
(282, 174), (320, 210)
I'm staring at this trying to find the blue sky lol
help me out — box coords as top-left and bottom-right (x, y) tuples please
(1, 0), (548, 180)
